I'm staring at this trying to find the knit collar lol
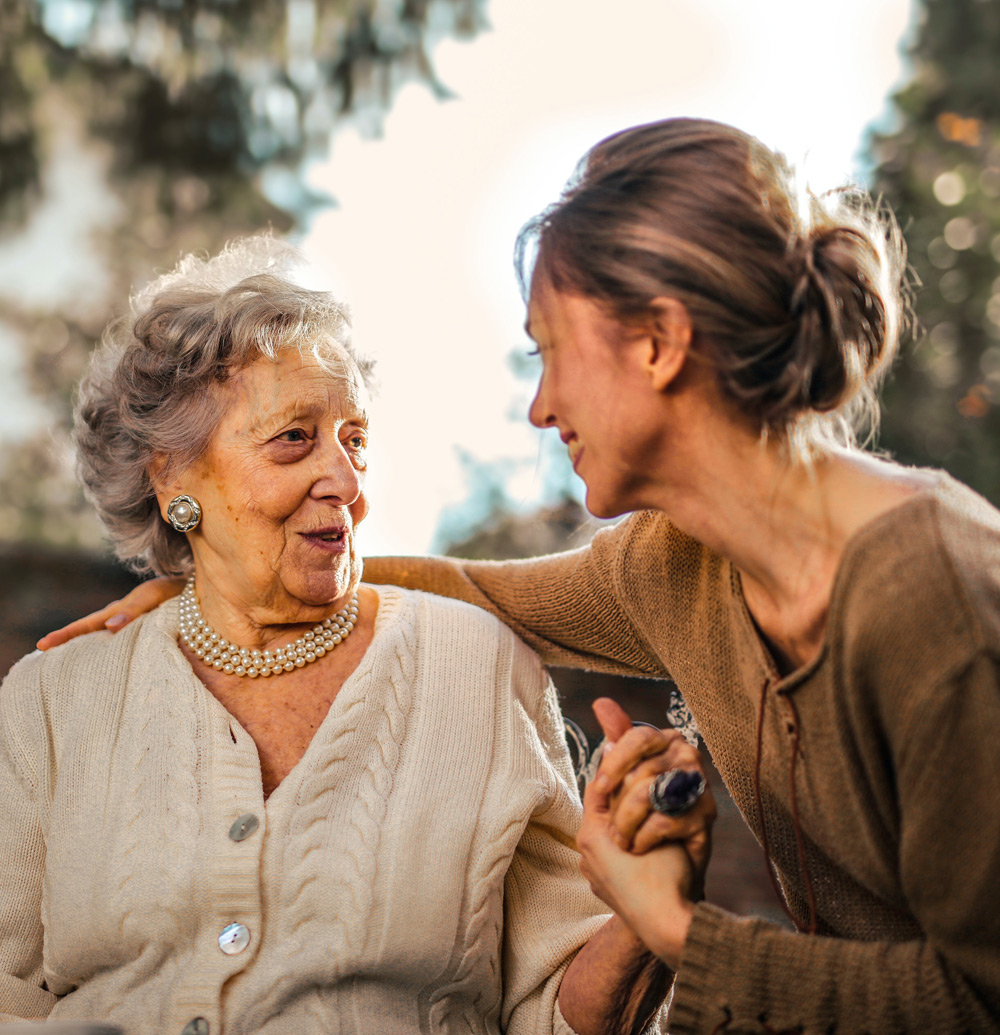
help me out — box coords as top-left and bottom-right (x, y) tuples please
(727, 469), (954, 694)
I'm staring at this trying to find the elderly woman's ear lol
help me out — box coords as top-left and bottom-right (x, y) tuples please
(147, 455), (201, 532)
(146, 453), (172, 514)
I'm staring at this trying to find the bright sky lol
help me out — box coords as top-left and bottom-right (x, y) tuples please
(0, 0), (914, 555)
(302, 0), (914, 555)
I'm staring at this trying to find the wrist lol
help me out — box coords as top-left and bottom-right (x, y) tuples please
(624, 894), (695, 972)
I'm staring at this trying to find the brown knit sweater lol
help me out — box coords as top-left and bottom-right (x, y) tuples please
(364, 473), (1000, 1034)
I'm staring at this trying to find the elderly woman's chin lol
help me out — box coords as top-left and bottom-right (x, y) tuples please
(280, 539), (364, 611)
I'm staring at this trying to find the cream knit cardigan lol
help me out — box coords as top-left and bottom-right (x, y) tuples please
(0, 585), (610, 1035)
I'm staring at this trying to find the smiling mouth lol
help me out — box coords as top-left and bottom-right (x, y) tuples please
(301, 528), (347, 544)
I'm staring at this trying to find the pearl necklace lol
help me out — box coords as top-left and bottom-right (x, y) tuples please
(178, 576), (359, 678)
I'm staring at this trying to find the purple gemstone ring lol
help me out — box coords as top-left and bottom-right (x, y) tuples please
(649, 768), (707, 816)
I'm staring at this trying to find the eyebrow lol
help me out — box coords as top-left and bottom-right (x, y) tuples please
(246, 400), (368, 437)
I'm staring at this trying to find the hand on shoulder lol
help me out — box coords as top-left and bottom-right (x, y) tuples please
(36, 577), (185, 651)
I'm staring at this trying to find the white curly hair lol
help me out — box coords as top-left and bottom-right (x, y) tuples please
(74, 234), (372, 576)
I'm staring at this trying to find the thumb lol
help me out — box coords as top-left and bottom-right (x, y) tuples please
(592, 697), (633, 744)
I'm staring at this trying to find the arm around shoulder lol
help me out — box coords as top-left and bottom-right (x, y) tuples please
(364, 515), (666, 679)
(37, 576), (183, 650)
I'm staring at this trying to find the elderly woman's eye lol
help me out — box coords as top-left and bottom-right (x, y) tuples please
(277, 429), (309, 443)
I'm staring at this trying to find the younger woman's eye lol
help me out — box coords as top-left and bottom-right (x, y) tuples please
(349, 435), (367, 449)
(526, 348), (540, 357)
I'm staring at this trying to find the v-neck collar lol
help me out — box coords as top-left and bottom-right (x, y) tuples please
(725, 473), (951, 693)
(150, 584), (405, 809)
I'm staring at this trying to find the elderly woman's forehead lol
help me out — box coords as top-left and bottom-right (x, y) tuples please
(228, 346), (367, 412)
(309, 337), (362, 376)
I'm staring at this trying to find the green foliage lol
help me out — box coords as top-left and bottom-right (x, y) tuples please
(1, 0), (484, 219)
(870, 0), (1000, 499)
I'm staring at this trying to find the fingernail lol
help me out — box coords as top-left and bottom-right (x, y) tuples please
(105, 614), (130, 630)
(603, 740), (616, 754)
(593, 775), (609, 793)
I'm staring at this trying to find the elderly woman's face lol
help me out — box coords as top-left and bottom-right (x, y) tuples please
(166, 344), (369, 618)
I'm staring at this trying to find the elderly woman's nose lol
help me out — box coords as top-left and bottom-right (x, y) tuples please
(309, 441), (363, 502)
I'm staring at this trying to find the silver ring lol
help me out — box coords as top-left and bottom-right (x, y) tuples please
(649, 768), (706, 816)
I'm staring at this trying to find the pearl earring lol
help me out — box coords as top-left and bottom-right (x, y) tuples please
(166, 494), (202, 532)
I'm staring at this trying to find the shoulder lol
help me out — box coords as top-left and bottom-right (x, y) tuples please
(379, 583), (541, 654)
(0, 625), (127, 779)
(924, 480), (1000, 645)
(375, 583), (552, 707)
(833, 477), (1000, 702)
(1, 604), (175, 737)
(4, 627), (119, 704)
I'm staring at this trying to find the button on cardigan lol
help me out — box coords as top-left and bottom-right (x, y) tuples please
(0, 585), (611, 1035)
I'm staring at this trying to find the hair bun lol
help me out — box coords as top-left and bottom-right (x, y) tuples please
(783, 217), (895, 418)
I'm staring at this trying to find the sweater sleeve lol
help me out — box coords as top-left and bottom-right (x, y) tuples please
(668, 650), (1000, 1035)
(498, 640), (663, 1035)
(0, 657), (57, 1022)
(363, 516), (666, 679)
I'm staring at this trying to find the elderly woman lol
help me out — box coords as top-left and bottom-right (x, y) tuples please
(1, 238), (675, 1034)
(67, 120), (1000, 1034)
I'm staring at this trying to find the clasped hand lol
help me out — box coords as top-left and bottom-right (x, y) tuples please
(576, 698), (716, 971)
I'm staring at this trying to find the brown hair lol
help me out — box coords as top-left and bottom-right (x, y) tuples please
(74, 235), (372, 577)
(517, 118), (908, 453)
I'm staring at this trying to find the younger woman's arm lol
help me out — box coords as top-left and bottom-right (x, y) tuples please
(37, 577), (183, 649)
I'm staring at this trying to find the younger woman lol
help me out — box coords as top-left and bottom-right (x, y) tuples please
(47, 119), (1000, 1033)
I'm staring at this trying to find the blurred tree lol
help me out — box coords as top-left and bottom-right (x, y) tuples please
(869, 0), (1000, 499)
(0, 0), (486, 551)
(443, 494), (601, 560)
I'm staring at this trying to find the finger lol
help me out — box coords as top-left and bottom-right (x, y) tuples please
(629, 791), (718, 855)
(36, 576), (185, 650)
(685, 826), (714, 897)
(614, 739), (701, 798)
(37, 603), (124, 650)
(582, 766), (614, 815)
(593, 725), (682, 795)
(606, 746), (715, 847)
(592, 697), (633, 744)
(609, 776), (705, 848)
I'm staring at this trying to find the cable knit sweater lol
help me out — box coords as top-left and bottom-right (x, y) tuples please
(364, 474), (1000, 1034)
(0, 585), (612, 1035)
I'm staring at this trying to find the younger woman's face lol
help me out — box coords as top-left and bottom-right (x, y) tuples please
(526, 275), (671, 518)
